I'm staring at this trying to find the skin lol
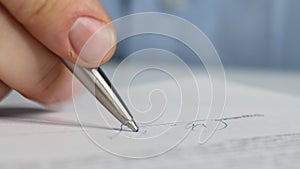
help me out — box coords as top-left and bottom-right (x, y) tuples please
(0, 0), (116, 105)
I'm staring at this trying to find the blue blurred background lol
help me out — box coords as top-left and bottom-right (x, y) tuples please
(100, 0), (300, 70)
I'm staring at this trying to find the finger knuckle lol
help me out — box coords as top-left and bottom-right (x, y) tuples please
(27, 62), (63, 105)
(16, 0), (58, 21)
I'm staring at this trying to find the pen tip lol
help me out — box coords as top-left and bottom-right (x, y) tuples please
(126, 120), (139, 132)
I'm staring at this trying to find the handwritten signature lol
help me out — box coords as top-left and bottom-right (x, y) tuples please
(111, 114), (264, 138)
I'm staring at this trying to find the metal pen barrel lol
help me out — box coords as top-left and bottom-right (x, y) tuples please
(62, 59), (138, 132)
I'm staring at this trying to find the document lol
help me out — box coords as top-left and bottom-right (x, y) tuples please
(0, 70), (299, 169)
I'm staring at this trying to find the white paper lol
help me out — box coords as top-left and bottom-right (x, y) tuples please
(0, 71), (300, 169)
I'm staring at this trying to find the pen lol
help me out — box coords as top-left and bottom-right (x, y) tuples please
(62, 59), (139, 132)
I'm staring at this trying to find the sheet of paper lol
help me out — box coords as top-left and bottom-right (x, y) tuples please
(0, 70), (299, 169)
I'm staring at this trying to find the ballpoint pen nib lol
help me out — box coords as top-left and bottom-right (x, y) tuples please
(126, 120), (139, 132)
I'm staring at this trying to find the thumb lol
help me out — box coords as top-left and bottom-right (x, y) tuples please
(1, 0), (116, 68)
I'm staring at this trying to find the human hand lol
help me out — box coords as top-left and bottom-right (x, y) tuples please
(0, 0), (116, 105)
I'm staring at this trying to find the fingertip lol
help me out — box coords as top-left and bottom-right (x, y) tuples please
(2, 0), (116, 69)
(69, 17), (116, 68)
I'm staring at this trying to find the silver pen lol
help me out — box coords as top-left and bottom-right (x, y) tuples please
(62, 59), (139, 132)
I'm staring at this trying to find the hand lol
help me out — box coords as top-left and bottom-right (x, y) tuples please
(0, 0), (116, 105)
